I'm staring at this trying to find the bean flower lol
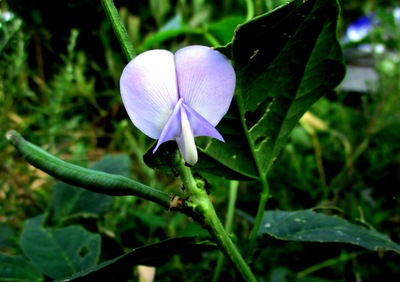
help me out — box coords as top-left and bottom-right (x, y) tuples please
(120, 45), (236, 166)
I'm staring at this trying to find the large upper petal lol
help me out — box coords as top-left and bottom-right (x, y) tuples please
(120, 50), (179, 139)
(174, 45), (236, 126)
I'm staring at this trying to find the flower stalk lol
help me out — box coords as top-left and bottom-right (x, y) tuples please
(173, 156), (256, 282)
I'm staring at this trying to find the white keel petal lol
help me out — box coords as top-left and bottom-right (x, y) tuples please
(176, 106), (198, 166)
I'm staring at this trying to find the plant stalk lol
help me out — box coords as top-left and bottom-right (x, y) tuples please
(212, 181), (240, 282)
(246, 178), (269, 259)
(175, 161), (256, 282)
(101, 0), (136, 61)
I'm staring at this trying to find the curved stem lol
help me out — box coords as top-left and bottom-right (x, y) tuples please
(175, 161), (256, 282)
(101, 0), (136, 61)
(244, 0), (255, 22)
(6, 130), (171, 210)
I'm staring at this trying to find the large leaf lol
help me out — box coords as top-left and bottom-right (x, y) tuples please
(198, 0), (345, 179)
(0, 253), (42, 282)
(20, 215), (101, 279)
(259, 210), (400, 253)
(52, 154), (131, 221)
(55, 236), (217, 281)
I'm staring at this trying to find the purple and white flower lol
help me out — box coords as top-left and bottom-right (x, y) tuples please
(120, 45), (236, 166)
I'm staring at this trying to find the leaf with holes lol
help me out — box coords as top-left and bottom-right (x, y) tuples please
(198, 0), (345, 179)
(20, 215), (101, 279)
(259, 210), (400, 253)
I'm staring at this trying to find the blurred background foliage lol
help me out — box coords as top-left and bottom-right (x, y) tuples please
(1, 0), (399, 281)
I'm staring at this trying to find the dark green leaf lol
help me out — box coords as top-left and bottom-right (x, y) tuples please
(20, 215), (101, 279)
(0, 223), (19, 251)
(197, 104), (258, 180)
(55, 236), (217, 281)
(0, 253), (42, 282)
(259, 210), (400, 253)
(200, 0), (345, 179)
(52, 154), (131, 221)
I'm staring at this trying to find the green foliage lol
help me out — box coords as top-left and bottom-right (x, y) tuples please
(259, 209), (400, 253)
(55, 236), (216, 281)
(20, 215), (101, 280)
(198, 0), (345, 179)
(0, 253), (42, 282)
(2, 0), (400, 281)
(51, 155), (130, 223)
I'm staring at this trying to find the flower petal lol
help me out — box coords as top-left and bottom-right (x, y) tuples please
(153, 98), (184, 153)
(153, 98), (198, 165)
(120, 50), (179, 139)
(174, 45), (236, 126)
(176, 107), (198, 166)
(182, 103), (224, 141)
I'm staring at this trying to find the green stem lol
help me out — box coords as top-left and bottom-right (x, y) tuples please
(101, 0), (136, 61)
(225, 181), (239, 233)
(235, 94), (270, 260)
(175, 161), (256, 282)
(244, 0), (255, 22)
(206, 206), (256, 282)
(296, 251), (361, 278)
(212, 181), (239, 282)
(246, 178), (269, 259)
(6, 130), (171, 210)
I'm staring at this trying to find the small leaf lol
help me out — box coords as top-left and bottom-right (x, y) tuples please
(20, 215), (101, 279)
(55, 236), (217, 281)
(52, 154), (131, 221)
(259, 210), (400, 253)
(0, 253), (42, 282)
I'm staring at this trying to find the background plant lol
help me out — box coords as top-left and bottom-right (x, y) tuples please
(1, 0), (399, 281)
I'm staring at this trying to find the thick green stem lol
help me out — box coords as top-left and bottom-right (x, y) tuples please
(175, 161), (256, 282)
(206, 206), (256, 282)
(101, 0), (136, 61)
(6, 130), (171, 210)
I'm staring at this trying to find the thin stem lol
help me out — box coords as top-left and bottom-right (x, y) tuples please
(212, 180), (240, 282)
(235, 94), (270, 260)
(225, 181), (240, 233)
(175, 161), (256, 282)
(6, 130), (171, 210)
(246, 180), (269, 259)
(296, 251), (361, 278)
(244, 0), (255, 22)
(101, 0), (136, 61)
